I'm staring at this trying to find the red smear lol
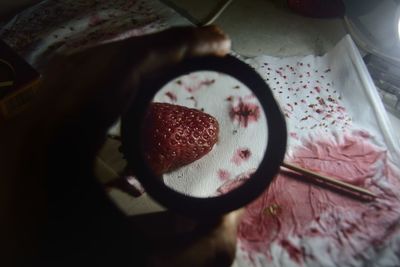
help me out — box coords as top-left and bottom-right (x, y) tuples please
(327, 97), (337, 103)
(230, 100), (261, 127)
(300, 115), (310, 121)
(217, 169), (231, 181)
(201, 79), (215, 86)
(286, 103), (294, 112)
(219, 132), (400, 263)
(231, 148), (252, 166)
(187, 96), (198, 107)
(165, 91), (177, 102)
(280, 239), (303, 263)
(226, 96), (233, 101)
(186, 79), (215, 93)
(290, 132), (299, 139)
(314, 86), (321, 93)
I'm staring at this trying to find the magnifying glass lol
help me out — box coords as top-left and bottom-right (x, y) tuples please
(121, 55), (287, 218)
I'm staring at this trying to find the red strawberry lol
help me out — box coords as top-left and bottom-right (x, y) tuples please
(142, 102), (219, 175)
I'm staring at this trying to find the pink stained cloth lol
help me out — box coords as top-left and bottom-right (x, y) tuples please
(220, 131), (400, 266)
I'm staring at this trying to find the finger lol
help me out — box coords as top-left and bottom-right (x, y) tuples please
(115, 26), (231, 120)
(39, 26), (231, 136)
(127, 25), (231, 75)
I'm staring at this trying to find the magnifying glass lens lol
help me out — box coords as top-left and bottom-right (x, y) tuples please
(140, 71), (268, 198)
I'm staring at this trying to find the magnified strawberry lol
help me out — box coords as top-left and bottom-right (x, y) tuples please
(142, 102), (219, 175)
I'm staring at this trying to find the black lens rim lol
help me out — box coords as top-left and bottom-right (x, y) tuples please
(121, 55), (287, 218)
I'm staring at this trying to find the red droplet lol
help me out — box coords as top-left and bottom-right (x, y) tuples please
(231, 148), (252, 166)
(165, 91), (177, 102)
(290, 132), (299, 139)
(230, 100), (261, 127)
(217, 169), (231, 181)
(186, 79), (215, 93)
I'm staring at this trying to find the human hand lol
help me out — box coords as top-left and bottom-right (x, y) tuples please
(129, 209), (244, 267)
(1, 26), (242, 267)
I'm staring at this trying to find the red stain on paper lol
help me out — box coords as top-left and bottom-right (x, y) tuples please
(217, 169), (231, 181)
(185, 79), (215, 93)
(219, 132), (400, 264)
(260, 62), (351, 131)
(165, 91), (177, 102)
(231, 148), (252, 166)
(290, 132), (299, 139)
(280, 239), (303, 263)
(230, 100), (261, 127)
